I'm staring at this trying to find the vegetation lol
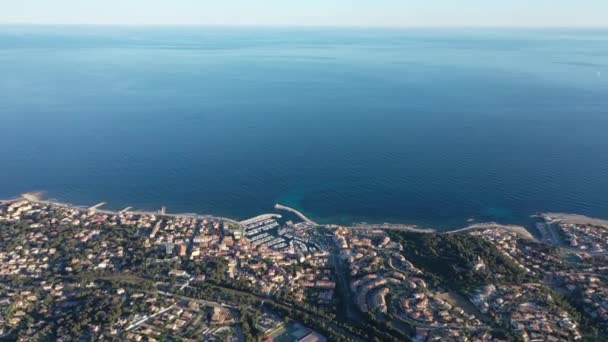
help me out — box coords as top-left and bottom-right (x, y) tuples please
(389, 231), (527, 292)
(182, 281), (409, 341)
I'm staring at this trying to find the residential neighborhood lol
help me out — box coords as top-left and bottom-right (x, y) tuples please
(1, 198), (608, 341)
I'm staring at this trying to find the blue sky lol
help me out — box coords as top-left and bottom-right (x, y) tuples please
(0, 0), (606, 27)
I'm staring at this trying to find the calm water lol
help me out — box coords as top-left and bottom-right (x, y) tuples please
(1, 26), (607, 229)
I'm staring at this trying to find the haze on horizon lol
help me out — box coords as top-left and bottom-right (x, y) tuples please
(1, 0), (607, 28)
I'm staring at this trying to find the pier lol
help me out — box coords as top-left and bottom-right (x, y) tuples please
(274, 204), (318, 226)
(239, 214), (282, 227)
(88, 202), (107, 212)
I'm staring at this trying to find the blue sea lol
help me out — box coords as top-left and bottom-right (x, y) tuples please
(1, 26), (607, 229)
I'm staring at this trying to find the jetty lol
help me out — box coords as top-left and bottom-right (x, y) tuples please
(274, 204), (318, 226)
(88, 202), (107, 212)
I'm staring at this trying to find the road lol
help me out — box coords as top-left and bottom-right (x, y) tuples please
(535, 221), (564, 246)
(125, 304), (175, 331)
(330, 250), (363, 322)
(156, 289), (238, 310)
(124, 288), (240, 333)
(189, 282), (365, 341)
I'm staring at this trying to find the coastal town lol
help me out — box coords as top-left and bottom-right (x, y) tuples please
(1, 195), (608, 341)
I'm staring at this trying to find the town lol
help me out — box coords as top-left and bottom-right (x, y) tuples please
(1, 196), (608, 341)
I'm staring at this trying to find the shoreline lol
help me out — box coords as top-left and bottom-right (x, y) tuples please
(14, 193), (242, 226)
(539, 212), (608, 227)
(0, 192), (554, 237)
(9, 192), (606, 239)
(445, 222), (535, 240)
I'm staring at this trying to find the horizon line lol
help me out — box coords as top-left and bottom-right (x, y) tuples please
(1, 22), (608, 30)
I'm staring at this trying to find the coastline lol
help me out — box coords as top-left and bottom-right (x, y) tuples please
(540, 212), (608, 227)
(445, 222), (535, 240)
(2, 192), (546, 237)
(15, 193), (242, 227)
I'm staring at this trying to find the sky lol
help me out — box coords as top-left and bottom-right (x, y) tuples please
(0, 0), (607, 27)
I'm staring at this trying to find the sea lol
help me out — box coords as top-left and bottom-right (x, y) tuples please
(1, 26), (607, 230)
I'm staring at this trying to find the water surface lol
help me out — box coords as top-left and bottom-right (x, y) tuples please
(1, 26), (607, 229)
